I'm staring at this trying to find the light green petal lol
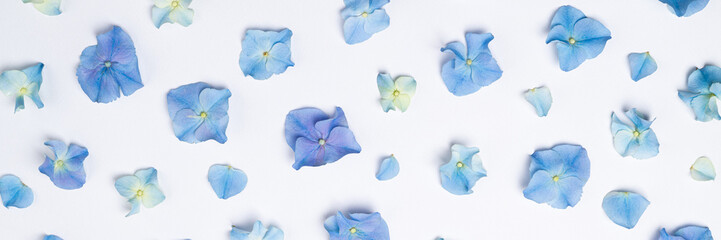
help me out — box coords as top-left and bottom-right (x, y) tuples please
(115, 176), (142, 198)
(691, 157), (716, 181)
(377, 73), (394, 98)
(393, 94), (411, 112)
(168, 7), (194, 27)
(0, 70), (28, 95)
(33, 0), (62, 16)
(394, 76), (417, 97)
(380, 99), (395, 112)
(140, 184), (165, 208)
(153, 0), (172, 7)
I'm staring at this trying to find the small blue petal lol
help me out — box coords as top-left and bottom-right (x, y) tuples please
(376, 155), (400, 181)
(524, 86), (553, 117)
(675, 225), (713, 240)
(364, 9), (390, 35)
(343, 16), (373, 45)
(284, 108), (328, 148)
(0, 174), (34, 209)
(628, 52), (658, 81)
(659, 0), (710, 17)
(602, 191), (650, 229)
(44, 235), (63, 240)
(208, 164), (248, 199)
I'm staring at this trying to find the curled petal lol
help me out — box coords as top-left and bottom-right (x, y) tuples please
(376, 155), (400, 181)
(0, 175), (34, 209)
(675, 225), (713, 240)
(524, 86), (552, 117)
(602, 191), (650, 229)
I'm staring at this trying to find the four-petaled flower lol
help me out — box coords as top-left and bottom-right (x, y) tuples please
(678, 65), (721, 122)
(440, 144), (487, 195)
(114, 167), (165, 217)
(659, 0), (710, 17)
(341, 0), (390, 44)
(0, 63), (45, 113)
(167, 82), (232, 144)
(547, 5), (611, 72)
(324, 211), (390, 240)
(377, 73), (416, 112)
(22, 0), (62, 16)
(284, 107), (362, 170)
(440, 33), (503, 96)
(238, 29), (294, 80)
(77, 26), (144, 103)
(611, 108), (660, 159)
(523, 144), (590, 209)
(152, 0), (194, 28)
(231, 220), (284, 240)
(0, 174), (34, 209)
(39, 140), (89, 190)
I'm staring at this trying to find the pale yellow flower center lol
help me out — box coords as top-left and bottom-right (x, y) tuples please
(456, 162), (464, 168)
(200, 112), (208, 118)
(633, 130), (640, 137)
(136, 189), (144, 197)
(392, 90), (400, 97)
(104, 61), (112, 67)
(361, 12), (368, 17)
(350, 227), (357, 234)
(568, 38), (576, 45)
(552, 175), (559, 182)
(171, 0), (179, 7)
(465, 59), (473, 66)
(19, 87), (28, 95)
(263, 51), (269, 57)
(318, 139), (326, 146)
(54, 159), (65, 169)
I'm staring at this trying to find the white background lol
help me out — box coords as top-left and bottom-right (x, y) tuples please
(1, 0), (720, 239)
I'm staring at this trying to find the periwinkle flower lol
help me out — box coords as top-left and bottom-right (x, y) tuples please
(678, 65), (721, 122)
(38, 140), (88, 190)
(377, 73), (416, 112)
(77, 26), (143, 103)
(524, 86), (552, 117)
(208, 164), (247, 199)
(44, 235), (63, 240)
(231, 221), (284, 240)
(152, 0), (194, 28)
(440, 33), (502, 96)
(22, 0), (61, 16)
(0, 174), (33, 209)
(547, 6), (611, 72)
(690, 156), (716, 181)
(0, 63), (44, 113)
(523, 144), (590, 209)
(628, 52), (658, 82)
(284, 107), (361, 170)
(602, 190), (650, 229)
(324, 211), (390, 240)
(167, 82), (231, 144)
(114, 167), (165, 217)
(659, 0), (710, 17)
(611, 109), (660, 159)
(341, 0), (390, 44)
(376, 154), (399, 181)
(238, 29), (294, 80)
(440, 144), (487, 195)
(659, 225), (714, 240)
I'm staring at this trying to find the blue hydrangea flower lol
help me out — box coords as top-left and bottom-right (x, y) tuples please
(284, 107), (361, 170)
(0, 174), (33, 209)
(602, 190), (650, 229)
(0, 63), (44, 113)
(22, 0), (61, 16)
(167, 82), (231, 144)
(678, 65), (721, 122)
(611, 109), (660, 159)
(524, 86), (552, 117)
(659, 0), (710, 17)
(238, 29), (294, 80)
(38, 140), (88, 190)
(77, 26), (143, 103)
(659, 225), (714, 240)
(547, 6), (611, 72)
(440, 144), (487, 195)
(690, 156), (716, 181)
(152, 0), (194, 28)
(114, 167), (165, 217)
(231, 221), (284, 240)
(341, 0), (390, 44)
(208, 164), (247, 199)
(324, 211), (390, 240)
(44, 235), (63, 240)
(628, 52), (657, 82)
(376, 154), (399, 181)
(523, 144), (590, 209)
(440, 33), (502, 96)
(377, 73), (416, 112)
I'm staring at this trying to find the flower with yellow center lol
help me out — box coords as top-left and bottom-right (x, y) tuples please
(377, 73), (417, 112)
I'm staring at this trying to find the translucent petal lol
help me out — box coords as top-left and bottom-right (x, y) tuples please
(675, 225), (713, 240)
(140, 184), (165, 208)
(114, 176), (142, 198)
(523, 170), (558, 204)
(602, 191), (650, 229)
(208, 164), (248, 199)
(363, 9), (389, 35)
(377, 73), (395, 99)
(524, 86), (552, 117)
(32, 0), (62, 16)
(376, 155), (400, 181)
(628, 52), (658, 81)
(343, 16), (372, 44)
(151, 6), (172, 28)
(0, 175), (33, 209)
(168, 8), (194, 27)
(690, 156), (716, 181)
(394, 76), (417, 96)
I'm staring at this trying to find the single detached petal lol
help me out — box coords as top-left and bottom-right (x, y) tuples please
(602, 191), (650, 229)
(674, 225), (713, 240)
(524, 86), (552, 117)
(208, 164), (248, 199)
(628, 52), (658, 81)
(659, 0), (710, 17)
(43, 235), (63, 240)
(0, 175), (34, 209)
(376, 155), (400, 181)
(690, 156), (716, 181)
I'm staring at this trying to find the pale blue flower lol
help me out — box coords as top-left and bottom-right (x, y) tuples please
(0, 174), (33, 209)
(167, 82), (231, 144)
(44, 235), (63, 240)
(208, 164), (247, 199)
(611, 109), (660, 159)
(690, 157), (715, 181)
(22, 0), (61, 16)
(341, 0), (390, 44)
(77, 26), (143, 103)
(231, 221), (284, 240)
(440, 144), (487, 195)
(659, 225), (714, 240)
(523, 144), (590, 209)
(659, 0), (710, 17)
(660, 228), (686, 240)
(238, 29), (294, 80)
(602, 190), (650, 229)
(628, 52), (657, 81)
(547, 5), (611, 72)
(324, 211), (390, 240)
(524, 86), (552, 117)
(440, 33), (502, 96)
(284, 107), (362, 170)
(377, 73), (416, 112)
(152, 0), (194, 28)
(38, 140), (88, 190)
(114, 167), (165, 217)
(376, 154), (399, 181)
(678, 65), (721, 122)
(0, 63), (44, 113)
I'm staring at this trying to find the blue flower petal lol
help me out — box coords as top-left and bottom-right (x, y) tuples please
(550, 5), (587, 30)
(376, 155), (400, 181)
(135, 167), (159, 186)
(659, 0), (710, 17)
(322, 126), (362, 164)
(690, 156), (716, 181)
(115, 176), (141, 198)
(441, 41), (468, 60)
(265, 43), (294, 74)
(364, 9), (390, 34)
(0, 63), (45, 112)
(611, 109), (660, 159)
(314, 107), (349, 138)
(368, 0), (390, 10)
(602, 191), (650, 229)
(628, 52), (658, 81)
(208, 164), (248, 199)
(167, 82), (208, 119)
(572, 18), (611, 58)
(659, 228), (685, 240)
(678, 66), (721, 122)
(292, 137), (324, 170)
(284, 108), (327, 149)
(548, 176), (584, 209)
(151, 6), (172, 28)
(39, 140), (88, 190)
(140, 184), (165, 208)
(343, 16), (373, 45)
(231, 220), (284, 240)
(675, 225), (713, 240)
(126, 197), (141, 217)
(168, 8), (194, 27)
(556, 43), (587, 72)
(524, 86), (553, 117)
(0, 175), (33, 209)
(43, 235), (63, 240)
(466, 32), (493, 61)
(523, 170), (558, 204)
